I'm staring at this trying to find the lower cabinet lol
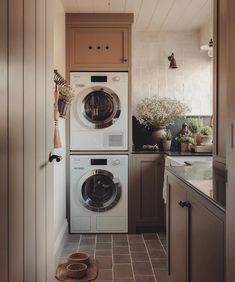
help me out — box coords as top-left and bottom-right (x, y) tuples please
(167, 173), (225, 282)
(130, 154), (164, 232)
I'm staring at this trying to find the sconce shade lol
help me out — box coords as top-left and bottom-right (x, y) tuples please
(168, 53), (178, 68)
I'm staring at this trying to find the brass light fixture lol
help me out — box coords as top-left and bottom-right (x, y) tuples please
(168, 53), (178, 69)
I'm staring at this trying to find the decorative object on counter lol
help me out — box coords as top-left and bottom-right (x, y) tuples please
(176, 136), (195, 152)
(168, 52), (178, 68)
(142, 144), (159, 151)
(136, 96), (190, 146)
(187, 118), (204, 145)
(66, 263), (87, 279)
(55, 251), (98, 282)
(161, 130), (172, 152)
(177, 122), (191, 137)
(191, 144), (213, 153)
(200, 126), (213, 144)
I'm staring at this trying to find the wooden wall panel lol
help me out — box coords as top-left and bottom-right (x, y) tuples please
(0, 0), (55, 281)
(36, 0), (47, 280)
(8, 0), (24, 281)
(0, 0), (9, 280)
(24, 0), (36, 281)
(46, 0), (55, 280)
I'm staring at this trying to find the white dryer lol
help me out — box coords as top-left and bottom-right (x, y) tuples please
(70, 72), (128, 151)
(70, 155), (128, 233)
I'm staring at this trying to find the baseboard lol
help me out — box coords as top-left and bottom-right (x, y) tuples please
(54, 219), (68, 259)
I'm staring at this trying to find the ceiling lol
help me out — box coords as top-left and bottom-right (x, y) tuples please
(61, 0), (212, 31)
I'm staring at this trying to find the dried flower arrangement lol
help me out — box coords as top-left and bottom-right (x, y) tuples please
(136, 96), (190, 129)
(58, 84), (75, 118)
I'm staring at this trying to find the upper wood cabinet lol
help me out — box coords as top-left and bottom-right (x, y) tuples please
(66, 14), (133, 71)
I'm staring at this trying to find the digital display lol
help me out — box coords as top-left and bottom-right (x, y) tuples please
(91, 76), (107, 82)
(91, 159), (107, 165)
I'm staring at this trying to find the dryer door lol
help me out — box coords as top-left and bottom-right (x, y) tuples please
(75, 86), (121, 129)
(79, 169), (121, 212)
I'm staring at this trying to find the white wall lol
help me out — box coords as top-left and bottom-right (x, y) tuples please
(132, 31), (213, 116)
(199, 20), (213, 47)
(53, 0), (67, 255)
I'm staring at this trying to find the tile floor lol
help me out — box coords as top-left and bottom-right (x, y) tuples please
(56, 233), (168, 282)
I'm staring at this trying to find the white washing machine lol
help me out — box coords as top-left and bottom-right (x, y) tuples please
(70, 155), (128, 233)
(70, 72), (128, 151)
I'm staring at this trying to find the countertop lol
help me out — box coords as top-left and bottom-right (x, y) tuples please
(166, 163), (226, 211)
(132, 149), (212, 157)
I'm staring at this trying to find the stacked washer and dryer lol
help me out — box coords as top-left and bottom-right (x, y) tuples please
(70, 72), (129, 233)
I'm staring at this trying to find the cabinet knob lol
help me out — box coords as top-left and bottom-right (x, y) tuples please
(178, 201), (191, 208)
(120, 58), (128, 63)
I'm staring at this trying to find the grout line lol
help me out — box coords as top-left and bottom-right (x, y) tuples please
(111, 234), (114, 282)
(94, 234), (97, 259)
(127, 234), (136, 282)
(76, 234), (81, 252)
(142, 233), (157, 282)
(157, 233), (167, 255)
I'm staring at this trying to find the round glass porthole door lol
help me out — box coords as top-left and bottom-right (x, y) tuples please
(80, 170), (121, 212)
(78, 86), (121, 129)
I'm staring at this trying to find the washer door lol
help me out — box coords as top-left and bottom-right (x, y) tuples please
(75, 86), (121, 129)
(79, 169), (121, 212)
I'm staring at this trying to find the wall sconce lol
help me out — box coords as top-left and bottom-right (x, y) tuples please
(168, 53), (178, 69)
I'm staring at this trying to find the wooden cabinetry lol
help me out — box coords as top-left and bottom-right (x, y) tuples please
(167, 173), (225, 282)
(214, 0), (227, 166)
(66, 14), (133, 71)
(130, 154), (164, 232)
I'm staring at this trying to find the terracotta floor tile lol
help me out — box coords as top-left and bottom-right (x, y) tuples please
(148, 249), (166, 259)
(113, 246), (130, 255)
(113, 254), (131, 264)
(96, 256), (112, 269)
(97, 234), (112, 242)
(95, 269), (112, 281)
(129, 243), (147, 253)
(135, 275), (156, 282)
(112, 234), (127, 241)
(143, 233), (158, 241)
(95, 249), (112, 257)
(113, 241), (128, 247)
(154, 268), (169, 282)
(113, 264), (133, 279)
(96, 242), (112, 250)
(132, 261), (153, 276)
(151, 258), (167, 269)
(131, 252), (150, 262)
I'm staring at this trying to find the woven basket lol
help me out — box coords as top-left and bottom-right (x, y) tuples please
(58, 98), (71, 119)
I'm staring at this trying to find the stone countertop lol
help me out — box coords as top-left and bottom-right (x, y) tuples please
(166, 163), (226, 211)
(131, 149), (212, 157)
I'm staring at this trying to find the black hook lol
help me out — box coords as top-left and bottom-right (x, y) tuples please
(49, 152), (62, 163)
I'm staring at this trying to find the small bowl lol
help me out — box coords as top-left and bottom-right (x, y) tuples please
(66, 263), (87, 279)
(68, 252), (90, 265)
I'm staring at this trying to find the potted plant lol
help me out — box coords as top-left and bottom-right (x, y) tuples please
(176, 136), (195, 152)
(200, 126), (213, 144)
(187, 118), (204, 144)
(161, 131), (172, 152)
(136, 96), (190, 145)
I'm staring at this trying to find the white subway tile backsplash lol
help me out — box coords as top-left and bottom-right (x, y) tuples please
(132, 30), (213, 116)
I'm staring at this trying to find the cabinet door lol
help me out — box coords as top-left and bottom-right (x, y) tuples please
(167, 176), (188, 282)
(68, 27), (129, 69)
(214, 0), (227, 164)
(133, 155), (164, 227)
(189, 193), (225, 282)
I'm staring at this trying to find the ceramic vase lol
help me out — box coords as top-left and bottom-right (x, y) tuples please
(151, 128), (166, 145)
(180, 142), (190, 152)
(163, 140), (172, 152)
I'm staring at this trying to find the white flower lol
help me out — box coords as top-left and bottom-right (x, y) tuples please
(136, 96), (190, 128)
